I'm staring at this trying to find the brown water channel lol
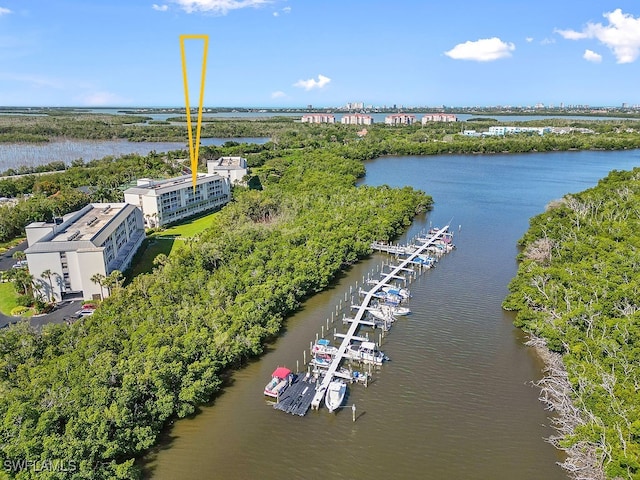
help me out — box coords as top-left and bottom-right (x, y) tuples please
(146, 150), (640, 480)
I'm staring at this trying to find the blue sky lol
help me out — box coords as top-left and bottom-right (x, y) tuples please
(1, 1), (640, 108)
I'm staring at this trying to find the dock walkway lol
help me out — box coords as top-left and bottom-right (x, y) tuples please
(309, 225), (452, 411)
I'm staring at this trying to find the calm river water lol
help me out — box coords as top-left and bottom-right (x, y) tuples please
(0, 137), (268, 172)
(146, 150), (640, 480)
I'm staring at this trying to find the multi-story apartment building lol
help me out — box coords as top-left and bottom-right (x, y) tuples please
(124, 173), (230, 228)
(301, 114), (336, 124)
(341, 114), (374, 125)
(421, 114), (457, 123)
(384, 114), (416, 126)
(487, 126), (551, 136)
(207, 156), (248, 184)
(24, 203), (145, 301)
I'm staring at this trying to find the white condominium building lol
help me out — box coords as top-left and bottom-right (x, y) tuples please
(487, 126), (551, 136)
(384, 114), (417, 126)
(24, 203), (145, 301)
(341, 114), (374, 125)
(301, 114), (336, 124)
(124, 173), (230, 228)
(421, 114), (457, 123)
(207, 156), (248, 184)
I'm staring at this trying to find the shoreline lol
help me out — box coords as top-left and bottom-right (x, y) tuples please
(526, 335), (605, 480)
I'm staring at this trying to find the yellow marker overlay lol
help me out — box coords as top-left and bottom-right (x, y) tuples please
(180, 34), (209, 190)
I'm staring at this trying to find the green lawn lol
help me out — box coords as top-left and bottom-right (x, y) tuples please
(127, 237), (183, 278)
(0, 282), (18, 316)
(155, 211), (219, 238)
(126, 211), (218, 279)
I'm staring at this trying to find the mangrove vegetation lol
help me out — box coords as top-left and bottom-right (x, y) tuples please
(504, 168), (640, 479)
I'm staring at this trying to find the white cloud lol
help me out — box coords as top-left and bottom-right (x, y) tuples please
(583, 49), (602, 63)
(555, 29), (588, 40)
(152, 4), (169, 11)
(271, 90), (286, 99)
(76, 91), (129, 107)
(0, 6), (12, 15)
(273, 6), (290, 17)
(293, 74), (331, 91)
(540, 38), (556, 45)
(525, 37), (533, 43)
(173, 0), (270, 15)
(555, 9), (640, 63)
(444, 37), (515, 62)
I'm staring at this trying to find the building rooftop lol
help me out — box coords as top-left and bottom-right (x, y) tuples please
(49, 203), (120, 244)
(25, 203), (138, 254)
(124, 173), (221, 195)
(208, 157), (247, 170)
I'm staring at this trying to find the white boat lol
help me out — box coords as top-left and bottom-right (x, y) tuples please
(368, 308), (394, 322)
(325, 380), (347, 413)
(311, 338), (339, 356)
(381, 304), (410, 316)
(346, 341), (387, 365)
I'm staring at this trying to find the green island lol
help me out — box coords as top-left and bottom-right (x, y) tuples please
(1, 113), (640, 478)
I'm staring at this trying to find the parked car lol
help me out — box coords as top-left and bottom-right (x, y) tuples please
(12, 260), (28, 269)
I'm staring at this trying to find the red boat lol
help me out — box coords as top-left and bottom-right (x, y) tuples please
(264, 367), (294, 398)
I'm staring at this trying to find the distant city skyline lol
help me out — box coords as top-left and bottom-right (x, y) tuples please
(1, 1), (640, 107)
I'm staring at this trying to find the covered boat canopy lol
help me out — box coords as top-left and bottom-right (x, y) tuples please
(272, 367), (292, 379)
(317, 339), (330, 346)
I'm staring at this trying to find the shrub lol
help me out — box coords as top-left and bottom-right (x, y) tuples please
(10, 306), (29, 316)
(16, 294), (34, 307)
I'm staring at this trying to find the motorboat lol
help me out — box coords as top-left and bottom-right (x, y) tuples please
(312, 338), (339, 356)
(381, 304), (410, 316)
(346, 341), (387, 365)
(325, 380), (347, 413)
(264, 367), (294, 398)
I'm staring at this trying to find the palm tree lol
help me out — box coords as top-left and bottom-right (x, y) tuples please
(108, 270), (124, 290)
(41, 269), (54, 303)
(12, 268), (34, 297)
(90, 273), (106, 301)
(12, 251), (26, 262)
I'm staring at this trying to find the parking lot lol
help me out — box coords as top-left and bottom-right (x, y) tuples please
(0, 292), (92, 330)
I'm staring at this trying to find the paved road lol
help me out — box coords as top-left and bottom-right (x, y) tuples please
(0, 240), (28, 271)
(0, 299), (85, 329)
(1, 241), (91, 330)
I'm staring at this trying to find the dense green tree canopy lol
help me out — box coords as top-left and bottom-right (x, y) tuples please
(0, 146), (430, 478)
(504, 168), (640, 479)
